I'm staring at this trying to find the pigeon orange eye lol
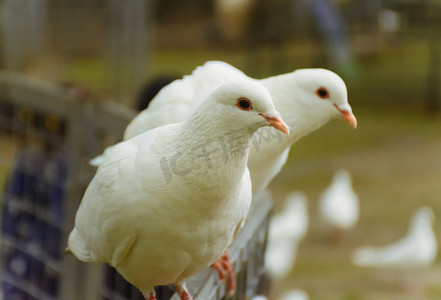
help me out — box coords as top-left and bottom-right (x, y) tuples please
(236, 98), (253, 111)
(316, 87), (330, 99)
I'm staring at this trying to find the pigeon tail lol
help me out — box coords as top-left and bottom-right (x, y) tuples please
(89, 155), (104, 167)
(67, 228), (97, 262)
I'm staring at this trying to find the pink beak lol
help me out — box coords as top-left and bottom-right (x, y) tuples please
(334, 104), (357, 129)
(259, 111), (290, 135)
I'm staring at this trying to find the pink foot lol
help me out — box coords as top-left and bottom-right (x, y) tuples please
(148, 292), (157, 300)
(173, 284), (193, 300)
(211, 249), (236, 297)
(180, 291), (193, 300)
(212, 259), (227, 281)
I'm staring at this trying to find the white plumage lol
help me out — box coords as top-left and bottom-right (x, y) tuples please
(114, 61), (357, 196)
(265, 192), (309, 279)
(352, 206), (438, 268)
(66, 80), (289, 300)
(318, 169), (359, 233)
(123, 62), (248, 139)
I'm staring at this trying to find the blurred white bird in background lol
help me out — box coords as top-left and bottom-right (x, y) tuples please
(66, 81), (289, 300)
(265, 192), (309, 280)
(352, 206), (438, 268)
(279, 289), (309, 300)
(252, 289), (309, 300)
(318, 168), (359, 241)
(103, 60), (357, 197)
(251, 296), (269, 300)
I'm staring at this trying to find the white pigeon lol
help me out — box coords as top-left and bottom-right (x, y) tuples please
(96, 61), (357, 197)
(318, 169), (359, 236)
(352, 206), (438, 268)
(66, 80), (289, 300)
(279, 289), (309, 300)
(265, 192), (309, 280)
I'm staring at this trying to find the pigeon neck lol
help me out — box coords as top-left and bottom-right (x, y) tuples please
(178, 109), (255, 183)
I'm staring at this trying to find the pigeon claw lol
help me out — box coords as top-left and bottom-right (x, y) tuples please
(212, 260), (227, 282)
(180, 291), (193, 300)
(211, 249), (237, 298)
(148, 292), (157, 300)
(173, 284), (193, 300)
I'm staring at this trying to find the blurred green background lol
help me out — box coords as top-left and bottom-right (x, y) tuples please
(1, 0), (441, 299)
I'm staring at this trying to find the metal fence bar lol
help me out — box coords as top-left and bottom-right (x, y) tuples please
(0, 71), (68, 116)
(0, 71), (136, 300)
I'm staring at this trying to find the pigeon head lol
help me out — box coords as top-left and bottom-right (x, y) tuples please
(334, 168), (352, 185)
(208, 80), (290, 135)
(293, 68), (357, 128)
(412, 206), (435, 227)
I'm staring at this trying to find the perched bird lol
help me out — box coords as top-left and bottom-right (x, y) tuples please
(66, 80), (289, 300)
(352, 206), (438, 268)
(112, 61), (357, 196)
(318, 169), (359, 240)
(265, 192), (309, 280)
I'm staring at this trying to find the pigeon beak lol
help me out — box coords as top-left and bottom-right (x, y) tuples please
(334, 103), (357, 129)
(259, 111), (290, 135)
